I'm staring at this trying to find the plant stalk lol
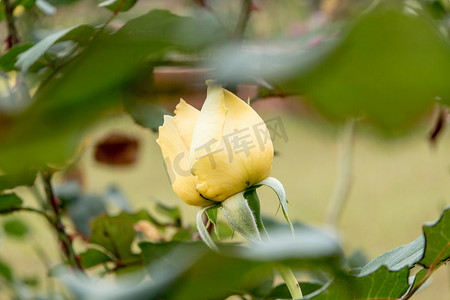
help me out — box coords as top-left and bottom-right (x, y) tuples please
(325, 118), (355, 227)
(245, 190), (303, 299)
(41, 171), (84, 273)
(234, 0), (253, 40)
(275, 264), (303, 299)
(3, 0), (20, 49)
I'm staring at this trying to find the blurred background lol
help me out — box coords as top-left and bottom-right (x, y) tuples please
(1, 0), (450, 299)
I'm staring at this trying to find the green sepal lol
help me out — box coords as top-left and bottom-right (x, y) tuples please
(221, 191), (262, 244)
(196, 204), (220, 251)
(257, 177), (295, 235)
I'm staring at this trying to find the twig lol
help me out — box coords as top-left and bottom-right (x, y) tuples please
(0, 206), (53, 223)
(3, 0), (20, 50)
(325, 118), (355, 227)
(400, 245), (450, 300)
(234, 0), (253, 40)
(41, 171), (85, 273)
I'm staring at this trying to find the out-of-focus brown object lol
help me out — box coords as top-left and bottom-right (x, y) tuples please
(134, 220), (164, 242)
(94, 133), (139, 166)
(321, 0), (349, 21)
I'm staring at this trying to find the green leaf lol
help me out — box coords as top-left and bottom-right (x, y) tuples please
(245, 275), (273, 298)
(163, 236), (346, 300)
(98, 0), (137, 12)
(35, 0), (56, 15)
(358, 235), (424, 276)
(410, 267), (428, 291)
(162, 247), (274, 300)
(0, 10), (209, 174)
(355, 266), (410, 299)
(419, 207), (450, 267)
(123, 96), (168, 132)
(113, 9), (216, 51)
(0, 44), (33, 72)
(3, 218), (29, 237)
(347, 249), (368, 270)
(284, 4), (450, 131)
(171, 228), (192, 241)
(302, 278), (355, 300)
(89, 211), (153, 261)
(154, 202), (181, 226)
(268, 282), (322, 299)
(205, 206), (218, 227)
(89, 214), (135, 261)
(79, 248), (112, 269)
(0, 259), (13, 282)
(0, 170), (36, 192)
(0, 193), (23, 212)
(15, 25), (94, 73)
(69, 195), (106, 237)
(62, 229), (348, 300)
(139, 241), (182, 266)
(17, 0), (36, 9)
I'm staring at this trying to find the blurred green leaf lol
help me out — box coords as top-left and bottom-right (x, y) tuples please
(155, 202), (181, 226)
(0, 258), (13, 282)
(355, 266), (410, 299)
(69, 195), (106, 237)
(123, 96), (168, 132)
(22, 276), (39, 286)
(284, 4), (450, 131)
(113, 9), (217, 51)
(99, 0), (137, 12)
(358, 235), (424, 276)
(13, 0), (36, 8)
(54, 181), (106, 236)
(79, 248), (112, 269)
(89, 213), (136, 261)
(0, 193), (23, 212)
(171, 228), (192, 241)
(0, 170), (36, 191)
(139, 241), (182, 266)
(0, 10), (212, 174)
(163, 248), (273, 300)
(16, 25), (94, 73)
(0, 44), (33, 72)
(45, 0), (81, 6)
(35, 0), (56, 15)
(244, 275), (273, 298)
(268, 282), (321, 299)
(347, 249), (368, 270)
(419, 207), (450, 267)
(3, 218), (29, 237)
(142, 224), (349, 300)
(303, 277), (355, 300)
(89, 210), (157, 262)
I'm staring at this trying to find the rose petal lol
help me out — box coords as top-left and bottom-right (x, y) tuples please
(189, 80), (227, 168)
(174, 99), (200, 150)
(157, 115), (212, 206)
(191, 87), (273, 201)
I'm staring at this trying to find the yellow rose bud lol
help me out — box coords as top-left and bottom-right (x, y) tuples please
(157, 80), (274, 206)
